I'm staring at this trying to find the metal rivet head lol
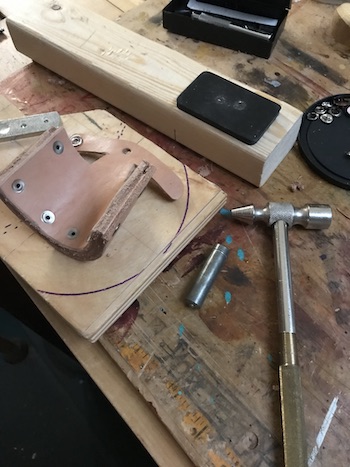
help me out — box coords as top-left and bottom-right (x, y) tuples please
(345, 151), (350, 158)
(330, 106), (342, 117)
(320, 113), (333, 124)
(67, 228), (79, 239)
(333, 96), (350, 107)
(315, 106), (327, 115)
(41, 210), (55, 224)
(307, 112), (318, 121)
(12, 179), (25, 193)
(321, 101), (332, 108)
(70, 134), (83, 147)
(53, 141), (64, 155)
(122, 147), (131, 155)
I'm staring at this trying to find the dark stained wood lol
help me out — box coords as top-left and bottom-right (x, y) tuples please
(105, 1), (350, 465)
(1, 0), (350, 465)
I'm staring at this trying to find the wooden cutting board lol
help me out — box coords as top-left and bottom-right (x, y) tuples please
(0, 97), (226, 341)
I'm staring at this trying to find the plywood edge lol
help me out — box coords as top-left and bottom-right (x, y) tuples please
(5, 0), (302, 186)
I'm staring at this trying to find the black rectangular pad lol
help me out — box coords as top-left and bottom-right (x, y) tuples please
(177, 71), (281, 145)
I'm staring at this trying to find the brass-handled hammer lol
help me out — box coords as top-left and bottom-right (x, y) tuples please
(229, 202), (332, 467)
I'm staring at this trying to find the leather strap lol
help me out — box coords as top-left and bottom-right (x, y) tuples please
(76, 134), (183, 201)
(0, 127), (160, 260)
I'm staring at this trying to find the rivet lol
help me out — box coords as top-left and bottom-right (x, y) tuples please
(53, 141), (64, 155)
(52, 4), (62, 10)
(315, 106), (326, 115)
(12, 179), (25, 193)
(70, 134), (83, 147)
(320, 113), (333, 124)
(330, 106), (342, 117)
(122, 147), (131, 155)
(67, 228), (79, 239)
(333, 96), (350, 107)
(307, 112), (318, 121)
(321, 101), (332, 108)
(41, 210), (55, 224)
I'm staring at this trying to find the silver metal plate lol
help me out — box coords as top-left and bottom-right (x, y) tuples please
(0, 112), (62, 141)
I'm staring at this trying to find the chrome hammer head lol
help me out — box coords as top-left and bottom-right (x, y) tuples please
(229, 202), (332, 229)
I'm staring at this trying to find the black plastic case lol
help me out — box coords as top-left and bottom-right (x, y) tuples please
(163, 0), (291, 58)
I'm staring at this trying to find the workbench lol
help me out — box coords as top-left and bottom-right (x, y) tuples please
(1, 1), (350, 466)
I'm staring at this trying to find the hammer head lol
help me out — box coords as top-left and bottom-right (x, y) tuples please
(230, 202), (332, 229)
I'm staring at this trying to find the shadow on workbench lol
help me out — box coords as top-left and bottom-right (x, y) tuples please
(0, 262), (157, 467)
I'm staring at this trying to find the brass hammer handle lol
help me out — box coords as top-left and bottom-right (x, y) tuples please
(279, 334), (307, 467)
(228, 205), (332, 467)
(273, 221), (307, 466)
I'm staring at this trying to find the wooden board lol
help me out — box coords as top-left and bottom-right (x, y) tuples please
(2, 0), (302, 187)
(331, 3), (350, 47)
(116, 0), (350, 113)
(99, 199), (350, 467)
(0, 18), (31, 82)
(92, 4), (349, 465)
(0, 97), (226, 341)
(2, 1), (350, 466)
(0, 0), (143, 20)
(0, 0), (143, 80)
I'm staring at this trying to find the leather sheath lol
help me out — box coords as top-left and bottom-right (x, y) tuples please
(76, 134), (183, 201)
(0, 127), (183, 261)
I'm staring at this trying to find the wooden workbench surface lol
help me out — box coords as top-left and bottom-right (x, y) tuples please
(1, 0), (350, 466)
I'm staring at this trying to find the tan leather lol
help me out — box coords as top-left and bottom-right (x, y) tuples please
(76, 134), (183, 201)
(0, 127), (157, 261)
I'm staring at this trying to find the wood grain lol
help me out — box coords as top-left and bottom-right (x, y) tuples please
(1, 0), (350, 466)
(0, 98), (226, 341)
(96, 3), (350, 465)
(2, 0), (302, 186)
(332, 3), (350, 47)
(0, 19), (31, 82)
(0, 0), (143, 20)
(117, 0), (350, 111)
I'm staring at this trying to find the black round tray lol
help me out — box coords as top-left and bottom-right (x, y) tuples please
(298, 94), (350, 189)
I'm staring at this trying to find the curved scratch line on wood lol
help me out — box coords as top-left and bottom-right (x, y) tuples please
(163, 164), (190, 254)
(37, 163), (190, 297)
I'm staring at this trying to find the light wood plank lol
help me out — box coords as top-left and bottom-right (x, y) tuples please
(2, 0), (302, 187)
(0, 97), (226, 341)
(1, 0), (144, 20)
(0, 18), (31, 81)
